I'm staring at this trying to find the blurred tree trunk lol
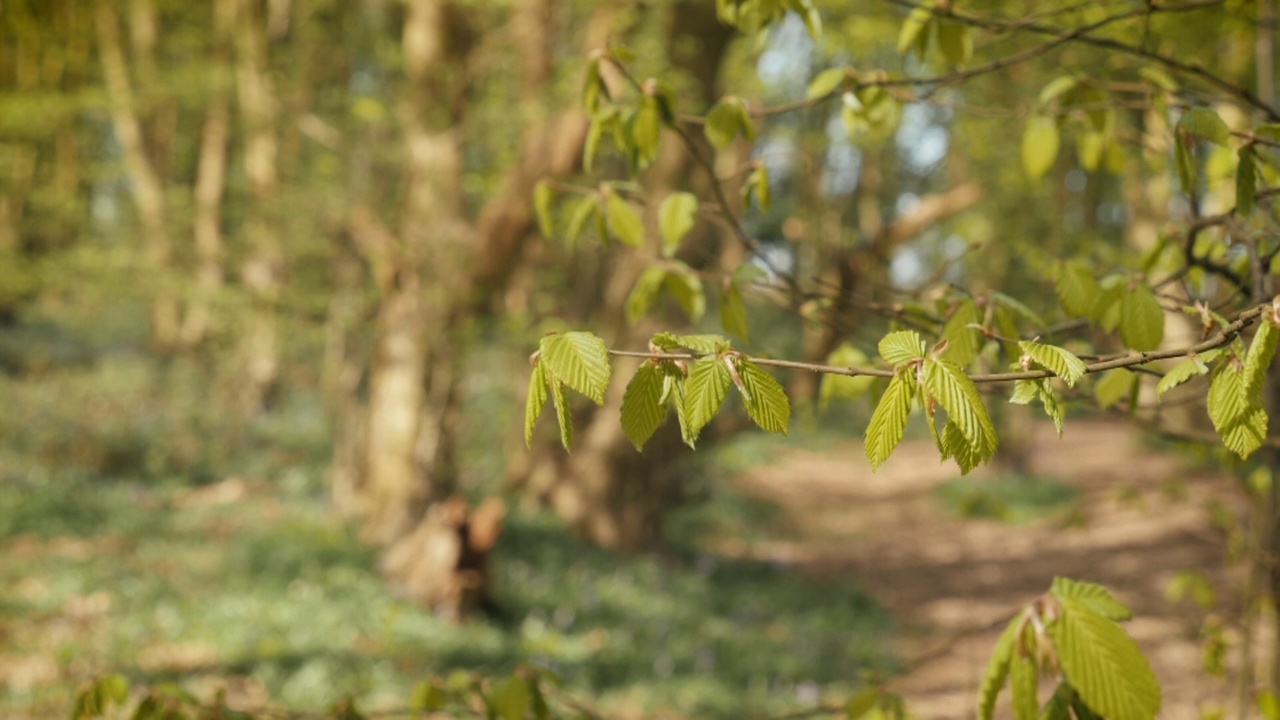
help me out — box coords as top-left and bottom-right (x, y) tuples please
(179, 0), (233, 349)
(232, 0), (284, 415)
(94, 0), (180, 351)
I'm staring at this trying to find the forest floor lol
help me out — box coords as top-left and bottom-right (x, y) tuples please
(724, 419), (1253, 719)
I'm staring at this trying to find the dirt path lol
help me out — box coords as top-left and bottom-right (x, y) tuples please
(726, 421), (1250, 719)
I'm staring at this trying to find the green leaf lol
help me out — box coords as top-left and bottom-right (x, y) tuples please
(992, 292), (1046, 329)
(621, 361), (668, 451)
(564, 194), (596, 248)
(879, 330), (926, 367)
(737, 359), (790, 434)
(1238, 145), (1258, 216)
(631, 99), (663, 167)
(490, 676), (532, 720)
(897, 7), (932, 57)
(1209, 359), (1268, 459)
(1246, 315), (1280, 394)
(1038, 76), (1079, 106)
(1010, 630), (1039, 720)
(97, 675), (129, 706)
(721, 282), (750, 340)
(655, 333), (730, 354)
(941, 299), (982, 366)
(705, 97), (747, 150)
(1157, 351), (1217, 398)
(1092, 282), (1125, 332)
(1022, 117), (1060, 180)
(411, 681), (447, 711)
(744, 164), (771, 211)
(625, 266), (667, 325)
(550, 377), (573, 452)
(1178, 107), (1231, 146)
(605, 193), (645, 248)
(937, 20), (971, 66)
(1056, 262), (1100, 318)
(533, 181), (555, 238)
(539, 332), (612, 405)
(1138, 66), (1178, 92)
(1051, 577), (1132, 621)
(1078, 130), (1105, 172)
(1009, 379), (1039, 405)
(846, 688), (879, 719)
(664, 261), (706, 323)
(659, 192), (698, 257)
(866, 371), (914, 470)
(582, 57), (607, 113)
(525, 361), (549, 448)
(1050, 597), (1162, 720)
(1018, 340), (1086, 387)
(1120, 285), (1164, 351)
(925, 359), (998, 467)
(820, 344), (876, 408)
(1175, 129), (1196, 195)
(807, 67), (848, 100)
(1094, 369), (1134, 410)
(684, 356), (732, 443)
(978, 618), (1020, 720)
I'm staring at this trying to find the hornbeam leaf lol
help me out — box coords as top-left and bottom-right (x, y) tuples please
(525, 361), (549, 448)
(806, 67), (848, 100)
(1238, 145), (1258, 216)
(879, 330), (927, 367)
(991, 292), (1046, 329)
(664, 261), (706, 323)
(1178, 107), (1231, 146)
(820, 344), (875, 408)
(937, 20), (972, 66)
(621, 361), (669, 451)
(605, 193), (645, 248)
(1094, 369), (1134, 410)
(896, 7), (932, 57)
(1157, 349), (1220, 398)
(1022, 117), (1060, 180)
(659, 192), (698, 258)
(539, 332), (612, 405)
(1038, 75), (1079, 106)
(550, 377), (573, 452)
(1174, 129), (1196, 194)
(631, 99), (662, 167)
(721, 282), (750, 341)
(1245, 315), (1279, 395)
(866, 371), (915, 470)
(667, 333), (731, 354)
(706, 98), (745, 149)
(925, 359), (997, 469)
(1018, 340), (1086, 387)
(1050, 597), (1162, 720)
(1010, 628), (1038, 720)
(533, 181), (555, 238)
(625, 266), (668, 325)
(564, 194), (596, 248)
(737, 359), (790, 434)
(683, 356), (732, 443)
(1056, 262), (1100, 318)
(1208, 360), (1268, 459)
(977, 617), (1020, 720)
(1051, 576), (1132, 621)
(1120, 285), (1164, 351)
(941, 299), (982, 367)
(1009, 379), (1039, 405)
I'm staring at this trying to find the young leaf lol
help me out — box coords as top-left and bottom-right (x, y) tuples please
(705, 97), (746, 149)
(1018, 340), (1086, 387)
(631, 99), (662, 167)
(879, 330), (926, 367)
(941, 299), (982, 366)
(664, 261), (706, 323)
(1038, 75), (1079, 106)
(1120, 285), (1164, 351)
(564, 194), (596, 248)
(991, 292), (1046, 329)
(1138, 66), (1178, 92)
(1178, 107), (1231, 146)
(721, 282), (750, 340)
(1209, 360), (1268, 459)
(490, 676), (533, 720)
(1010, 630), (1039, 720)
(925, 359), (997, 461)
(866, 371), (915, 470)
(684, 355), (732, 443)
(605, 193), (645, 248)
(1174, 129), (1196, 195)
(539, 332), (612, 405)
(1094, 369), (1135, 410)
(1157, 353), (1214, 398)
(1022, 117), (1060, 180)
(977, 618), (1020, 720)
(533, 181), (555, 238)
(550, 377), (573, 452)
(821, 344), (876, 408)
(621, 361), (669, 451)
(1051, 577), (1132, 621)
(1009, 379), (1039, 405)
(1246, 316), (1280, 394)
(737, 359), (790, 434)
(1092, 282), (1125, 332)
(744, 164), (771, 211)
(896, 7), (932, 57)
(662, 333), (731, 354)
(582, 57), (607, 113)
(937, 20), (971, 65)
(1056, 262), (1100, 318)
(806, 67), (848, 100)
(1238, 145), (1257, 216)
(625, 266), (668, 325)
(1050, 597), (1162, 720)
(525, 361), (549, 447)
(659, 192), (698, 257)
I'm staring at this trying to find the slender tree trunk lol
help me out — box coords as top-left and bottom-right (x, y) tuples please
(232, 0), (284, 415)
(95, 0), (179, 351)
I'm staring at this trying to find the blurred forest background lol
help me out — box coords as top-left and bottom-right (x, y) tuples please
(0, 0), (1274, 718)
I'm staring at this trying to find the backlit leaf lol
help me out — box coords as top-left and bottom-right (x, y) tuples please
(820, 344), (875, 407)
(533, 181), (555, 238)
(1120, 285), (1164, 351)
(659, 192), (698, 257)
(664, 261), (706, 323)
(1246, 315), (1280, 394)
(1178, 107), (1231, 146)
(539, 331), (612, 405)
(1038, 76), (1079, 106)
(1022, 117), (1060, 179)
(879, 330), (926, 367)
(721, 282), (750, 340)
(621, 360), (669, 451)
(684, 355), (732, 443)
(1010, 629), (1038, 720)
(605, 193), (645, 248)
(1056, 262), (1100, 318)
(737, 359), (790, 434)
(807, 67), (848, 100)
(1018, 340), (1086, 387)
(564, 194), (596, 248)
(1052, 576), (1132, 621)
(1238, 145), (1258, 216)
(1050, 597), (1162, 720)
(1157, 350), (1219, 398)
(1094, 369), (1134, 410)
(897, 7), (932, 57)
(941, 299), (982, 366)
(550, 377), (573, 452)
(706, 97), (746, 150)
(977, 618), (1019, 720)
(937, 20), (971, 65)
(625, 266), (667, 325)
(525, 361), (548, 447)
(866, 371), (914, 470)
